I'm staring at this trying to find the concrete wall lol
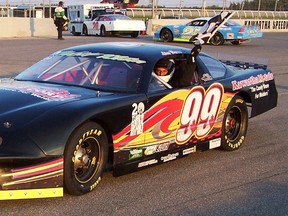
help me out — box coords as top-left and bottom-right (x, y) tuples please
(0, 17), (57, 38)
(0, 17), (287, 38)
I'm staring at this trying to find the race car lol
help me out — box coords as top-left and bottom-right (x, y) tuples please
(0, 41), (277, 200)
(82, 14), (146, 38)
(154, 17), (263, 45)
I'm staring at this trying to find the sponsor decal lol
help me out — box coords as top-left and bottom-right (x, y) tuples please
(209, 138), (221, 149)
(130, 102), (145, 136)
(250, 83), (270, 99)
(138, 159), (158, 168)
(129, 148), (143, 160)
(183, 146), (196, 155)
(227, 33), (234, 39)
(161, 152), (179, 162)
(161, 50), (183, 56)
(58, 50), (146, 64)
(97, 54), (146, 64)
(231, 72), (274, 91)
(0, 85), (80, 101)
(144, 142), (170, 155)
(201, 73), (213, 82)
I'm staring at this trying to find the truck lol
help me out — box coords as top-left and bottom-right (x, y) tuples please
(67, 3), (114, 36)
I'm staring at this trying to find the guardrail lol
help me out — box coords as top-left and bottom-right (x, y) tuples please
(127, 8), (288, 19)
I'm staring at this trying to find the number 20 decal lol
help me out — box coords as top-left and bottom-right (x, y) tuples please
(176, 83), (224, 144)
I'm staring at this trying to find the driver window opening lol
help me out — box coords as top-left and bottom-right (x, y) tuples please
(149, 55), (200, 91)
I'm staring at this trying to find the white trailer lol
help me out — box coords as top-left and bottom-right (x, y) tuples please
(67, 3), (114, 36)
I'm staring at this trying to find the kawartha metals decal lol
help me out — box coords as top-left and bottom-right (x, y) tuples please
(231, 72), (274, 91)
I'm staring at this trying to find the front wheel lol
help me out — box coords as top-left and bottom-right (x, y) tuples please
(64, 122), (108, 195)
(82, 25), (88, 36)
(160, 28), (173, 42)
(221, 95), (248, 151)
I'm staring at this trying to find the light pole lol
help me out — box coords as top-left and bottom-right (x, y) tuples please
(258, 0), (261, 11)
(202, 0), (206, 16)
(274, 0), (278, 11)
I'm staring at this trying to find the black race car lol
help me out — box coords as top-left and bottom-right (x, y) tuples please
(0, 41), (277, 200)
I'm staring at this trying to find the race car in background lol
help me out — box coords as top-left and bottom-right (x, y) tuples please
(82, 14), (146, 38)
(154, 17), (263, 45)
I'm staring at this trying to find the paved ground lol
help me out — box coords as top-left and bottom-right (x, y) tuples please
(0, 33), (288, 216)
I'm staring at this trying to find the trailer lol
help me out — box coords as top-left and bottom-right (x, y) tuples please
(67, 3), (114, 36)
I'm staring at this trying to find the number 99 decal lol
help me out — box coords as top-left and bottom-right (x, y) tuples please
(176, 83), (223, 144)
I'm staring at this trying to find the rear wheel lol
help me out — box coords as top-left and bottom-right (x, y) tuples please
(221, 95), (248, 151)
(160, 28), (173, 42)
(210, 32), (225, 46)
(131, 31), (139, 38)
(231, 40), (241, 45)
(100, 25), (110, 37)
(64, 122), (108, 195)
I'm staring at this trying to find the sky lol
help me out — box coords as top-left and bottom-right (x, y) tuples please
(1, 0), (242, 7)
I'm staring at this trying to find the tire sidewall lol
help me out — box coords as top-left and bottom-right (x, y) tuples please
(221, 95), (248, 151)
(64, 122), (108, 195)
(161, 29), (172, 42)
(210, 32), (224, 46)
(100, 25), (106, 36)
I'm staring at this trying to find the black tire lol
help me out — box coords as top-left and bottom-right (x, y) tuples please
(71, 27), (81, 36)
(231, 40), (241, 45)
(221, 95), (248, 151)
(131, 31), (139, 38)
(64, 122), (108, 195)
(210, 32), (225, 46)
(160, 28), (173, 42)
(82, 25), (88, 36)
(100, 25), (110, 37)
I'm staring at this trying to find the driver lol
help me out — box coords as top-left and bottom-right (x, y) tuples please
(154, 59), (175, 83)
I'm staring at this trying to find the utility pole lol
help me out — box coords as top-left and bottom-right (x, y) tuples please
(258, 0), (261, 11)
(274, 0), (278, 11)
(152, 0), (154, 19)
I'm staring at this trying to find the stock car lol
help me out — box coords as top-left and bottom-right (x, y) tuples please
(154, 17), (263, 45)
(82, 14), (146, 38)
(0, 42), (277, 200)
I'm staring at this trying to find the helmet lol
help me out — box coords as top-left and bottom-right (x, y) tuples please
(154, 59), (175, 83)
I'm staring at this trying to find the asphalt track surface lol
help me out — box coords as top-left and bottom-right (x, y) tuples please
(0, 33), (288, 216)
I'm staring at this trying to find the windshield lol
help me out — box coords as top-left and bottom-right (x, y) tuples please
(15, 50), (145, 92)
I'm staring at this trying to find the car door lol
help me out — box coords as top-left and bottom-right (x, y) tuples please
(143, 54), (199, 155)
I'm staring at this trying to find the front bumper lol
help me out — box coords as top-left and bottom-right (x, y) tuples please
(0, 157), (63, 200)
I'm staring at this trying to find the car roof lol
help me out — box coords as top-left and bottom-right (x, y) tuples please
(100, 14), (126, 17)
(62, 42), (192, 63)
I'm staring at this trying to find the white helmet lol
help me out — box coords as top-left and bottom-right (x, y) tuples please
(154, 59), (175, 83)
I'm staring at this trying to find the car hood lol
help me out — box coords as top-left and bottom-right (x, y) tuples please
(0, 80), (110, 124)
